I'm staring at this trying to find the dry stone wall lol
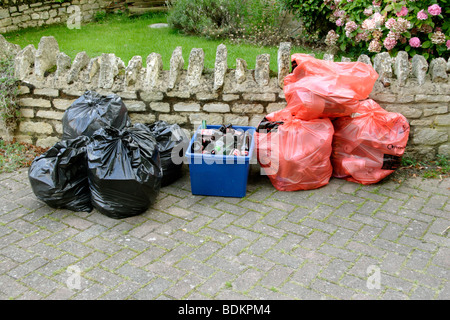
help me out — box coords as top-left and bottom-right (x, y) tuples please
(2, 35), (450, 160)
(0, 0), (109, 34)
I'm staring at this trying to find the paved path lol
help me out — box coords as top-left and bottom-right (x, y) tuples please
(0, 166), (449, 300)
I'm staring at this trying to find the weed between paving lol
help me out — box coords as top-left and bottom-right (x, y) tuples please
(0, 140), (49, 173)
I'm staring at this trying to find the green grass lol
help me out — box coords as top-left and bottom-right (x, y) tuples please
(3, 12), (322, 72)
(396, 154), (450, 180)
(0, 140), (28, 173)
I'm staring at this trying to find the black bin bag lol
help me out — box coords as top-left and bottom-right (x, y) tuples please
(28, 136), (92, 212)
(87, 124), (163, 219)
(146, 120), (189, 186)
(62, 90), (130, 140)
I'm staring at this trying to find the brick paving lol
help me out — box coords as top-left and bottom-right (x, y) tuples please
(0, 166), (449, 300)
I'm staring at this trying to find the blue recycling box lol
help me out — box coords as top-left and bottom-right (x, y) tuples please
(185, 125), (256, 198)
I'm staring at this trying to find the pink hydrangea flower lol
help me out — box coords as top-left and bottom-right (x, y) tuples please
(417, 9), (428, 20)
(396, 6), (408, 17)
(372, 12), (385, 27)
(363, 7), (373, 16)
(385, 18), (396, 30)
(333, 10), (342, 17)
(372, 1), (381, 7)
(362, 18), (376, 31)
(420, 24), (433, 34)
(345, 21), (358, 33)
(387, 30), (400, 40)
(383, 36), (397, 50)
(431, 31), (446, 45)
(396, 18), (411, 33)
(325, 30), (340, 46)
(336, 18), (343, 26)
(409, 37), (421, 48)
(428, 4), (442, 16)
(368, 39), (382, 52)
(447, 40), (450, 50)
(355, 32), (368, 43)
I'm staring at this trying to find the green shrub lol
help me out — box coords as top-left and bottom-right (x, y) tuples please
(167, 0), (228, 35)
(279, 0), (334, 44)
(94, 10), (107, 23)
(166, 0), (300, 46)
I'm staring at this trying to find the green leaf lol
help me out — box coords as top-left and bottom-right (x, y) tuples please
(422, 41), (432, 49)
(405, 45), (411, 52)
(436, 45), (446, 55)
(340, 42), (346, 51)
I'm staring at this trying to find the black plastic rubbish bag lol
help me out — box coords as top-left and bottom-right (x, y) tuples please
(146, 120), (189, 186)
(28, 136), (92, 212)
(87, 125), (163, 219)
(62, 90), (130, 140)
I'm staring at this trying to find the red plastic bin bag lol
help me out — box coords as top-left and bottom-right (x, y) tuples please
(331, 99), (410, 185)
(282, 54), (379, 120)
(256, 116), (334, 191)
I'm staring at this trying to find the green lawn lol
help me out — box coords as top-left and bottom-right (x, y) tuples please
(3, 13), (323, 72)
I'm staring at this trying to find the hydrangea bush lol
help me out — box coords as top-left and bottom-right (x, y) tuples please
(323, 0), (449, 60)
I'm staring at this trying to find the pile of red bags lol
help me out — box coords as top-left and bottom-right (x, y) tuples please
(256, 54), (410, 191)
